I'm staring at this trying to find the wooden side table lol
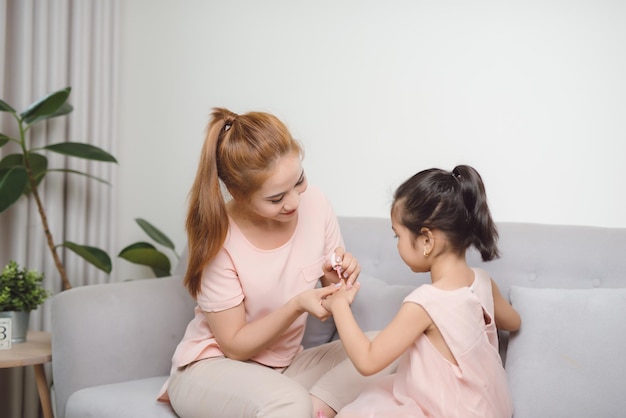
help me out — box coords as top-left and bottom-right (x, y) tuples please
(0, 331), (53, 418)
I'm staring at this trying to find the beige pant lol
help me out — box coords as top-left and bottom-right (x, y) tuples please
(168, 332), (396, 418)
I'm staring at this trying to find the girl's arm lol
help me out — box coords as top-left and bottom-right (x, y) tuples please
(491, 279), (521, 332)
(206, 285), (340, 361)
(324, 282), (431, 376)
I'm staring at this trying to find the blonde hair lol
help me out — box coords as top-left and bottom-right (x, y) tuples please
(184, 108), (302, 296)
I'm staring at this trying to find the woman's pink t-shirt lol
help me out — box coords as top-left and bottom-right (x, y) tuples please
(158, 185), (342, 401)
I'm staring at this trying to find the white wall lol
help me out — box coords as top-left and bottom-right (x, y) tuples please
(116, 0), (626, 279)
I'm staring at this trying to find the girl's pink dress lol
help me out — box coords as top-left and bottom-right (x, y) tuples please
(338, 268), (513, 418)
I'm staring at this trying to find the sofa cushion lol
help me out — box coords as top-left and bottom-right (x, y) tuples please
(505, 286), (626, 418)
(302, 310), (338, 349)
(65, 376), (177, 418)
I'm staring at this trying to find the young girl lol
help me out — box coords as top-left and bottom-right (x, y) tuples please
(158, 108), (392, 418)
(323, 165), (521, 418)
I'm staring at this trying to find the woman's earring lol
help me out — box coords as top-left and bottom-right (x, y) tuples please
(423, 250), (430, 257)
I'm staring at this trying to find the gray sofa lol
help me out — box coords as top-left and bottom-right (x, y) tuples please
(51, 217), (626, 418)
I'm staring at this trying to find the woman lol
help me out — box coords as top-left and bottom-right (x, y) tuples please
(158, 108), (391, 417)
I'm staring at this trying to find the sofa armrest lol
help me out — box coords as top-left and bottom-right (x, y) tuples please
(51, 275), (195, 418)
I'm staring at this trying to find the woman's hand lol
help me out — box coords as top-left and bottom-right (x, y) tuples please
(294, 284), (343, 321)
(321, 280), (361, 313)
(322, 247), (361, 289)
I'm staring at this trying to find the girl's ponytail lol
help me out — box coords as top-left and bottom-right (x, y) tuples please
(452, 165), (499, 261)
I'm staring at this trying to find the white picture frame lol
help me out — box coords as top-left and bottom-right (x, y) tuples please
(0, 317), (12, 349)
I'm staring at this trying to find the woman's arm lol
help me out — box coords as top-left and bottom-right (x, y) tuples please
(491, 279), (521, 332)
(323, 282), (430, 376)
(205, 285), (340, 361)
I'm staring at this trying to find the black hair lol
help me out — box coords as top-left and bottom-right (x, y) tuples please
(392, 165), (499, 261)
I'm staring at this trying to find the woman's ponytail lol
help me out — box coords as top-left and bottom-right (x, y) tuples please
(184, 109), (236, 296)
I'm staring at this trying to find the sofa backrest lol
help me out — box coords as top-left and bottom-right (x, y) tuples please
(337, 217), (626, 362)
(339, 217), (626, 294)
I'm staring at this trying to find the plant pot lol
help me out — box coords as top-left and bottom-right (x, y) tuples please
(0, 311), (30, 343)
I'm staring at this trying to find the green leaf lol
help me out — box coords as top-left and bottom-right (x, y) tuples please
(119, 243), (171, 277)
(0, 133), (11, 147)
(21, 87), (71, 125)
(0, 153), (24, 169)
(118, 241), (157, 254)
(0, 153), (48, 193)
(46, 102), (73, 119)
(0, 167), (28, 212)
(47, 168), (112, 186)
(62, 241), (112, 274)
(26, 102), (74, 126)
(44, 142), (117, 163)
(135, 218), (176, 251)
(0, 98), (16, 113)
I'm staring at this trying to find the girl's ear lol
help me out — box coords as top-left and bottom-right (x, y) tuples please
(420, 227), (435, 257)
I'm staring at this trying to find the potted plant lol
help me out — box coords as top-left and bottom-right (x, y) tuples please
(0, 87), (117, 291)
(0, 260), (50, 343)
(0, 88), (179, 294)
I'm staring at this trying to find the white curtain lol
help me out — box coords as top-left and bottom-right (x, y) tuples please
(0, 1), (119, 417)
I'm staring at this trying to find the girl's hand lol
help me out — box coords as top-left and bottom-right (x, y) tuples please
(322, 247), (361, 289)
(295, 285), (342, 321)
(321, 280), (361, 313)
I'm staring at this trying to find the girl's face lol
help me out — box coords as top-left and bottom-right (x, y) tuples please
(391, 209), (427, 272)
(247, 151), (307, 223)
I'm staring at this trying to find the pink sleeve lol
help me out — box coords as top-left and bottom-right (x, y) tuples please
(196, 247), (244, 312)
